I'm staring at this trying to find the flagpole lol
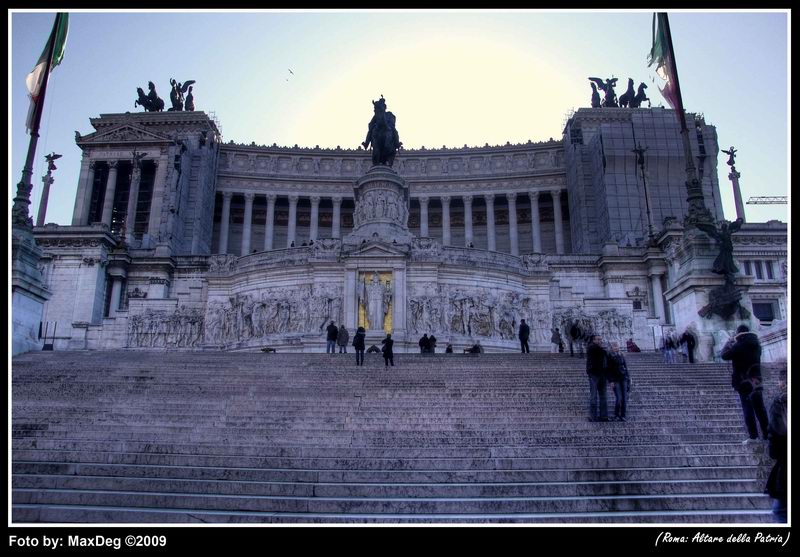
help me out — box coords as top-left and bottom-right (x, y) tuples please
(13, 14), (60, 229)
(659, 12), (713, 226)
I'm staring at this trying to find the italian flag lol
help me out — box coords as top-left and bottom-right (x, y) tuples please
(647, 12), (680, 111)
(25, 13), (69, 133)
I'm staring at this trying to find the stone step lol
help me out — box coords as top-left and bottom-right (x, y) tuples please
(12, 474), (765, 498)
(13, 461), (767, 484)
(12, 488), (773, 514)
(12, 350), (783, 523)
(12, 450), (765, 470)
(11, 504), (776, 524)
(11, 439), (766, 458)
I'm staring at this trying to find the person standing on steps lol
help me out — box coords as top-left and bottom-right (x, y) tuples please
(765, 380), (787, 522)
(519, 319), (530, 353)
(681, 326), (697, 364)
(429, 334), (437, 354)
(721, 324), (769, 443)
(337, 324), (349, 354)
(381, 333), (395, 367)
(418, 334), (430, 354)
(550, 327), (562, 354)
(586, 335), (609, 422)
(352, 326), (366, 366)
(606, 341), (630, 422)
(326, 321), (339, 354)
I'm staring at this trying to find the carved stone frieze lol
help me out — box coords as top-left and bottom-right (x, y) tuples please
(204, 284), (343, 346)
(128, 307), (204, 348)
(407, 284), (552, 345)
(552, 306), (634, 345)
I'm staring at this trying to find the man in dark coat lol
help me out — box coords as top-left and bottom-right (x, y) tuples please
(418, 334), (430, 354)
(681, 328), (697, 363)
(326, 321), (339, 354)
(337, 325), (349, 354)
(721, 324), (769, 442)
(352, 326), (366, 366)
(518, 319), (530, 353)
(765, 381), (787, 522)
(381, 334), (394, 367)
(429, 334), (437, 354)
(586, 335), (609, 422)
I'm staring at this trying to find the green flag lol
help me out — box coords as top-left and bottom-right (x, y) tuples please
(647, 13), (680, 111)
(25, 13), (69, 133)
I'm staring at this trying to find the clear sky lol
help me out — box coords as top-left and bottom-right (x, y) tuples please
(9, 10), (789, 226)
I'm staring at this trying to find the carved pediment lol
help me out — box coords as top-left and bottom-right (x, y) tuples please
(347, 241), (410, 257)
(77, 124), (172, 146)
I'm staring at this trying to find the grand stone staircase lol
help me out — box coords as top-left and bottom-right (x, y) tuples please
(11, 351), (782, 523)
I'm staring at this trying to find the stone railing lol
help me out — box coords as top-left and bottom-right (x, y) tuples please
(217, 141), (565, 182)
(207, 239), (343, 276)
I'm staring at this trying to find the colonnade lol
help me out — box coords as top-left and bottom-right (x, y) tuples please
(216, 189), (568, 256)
(419, 190), (566, 255)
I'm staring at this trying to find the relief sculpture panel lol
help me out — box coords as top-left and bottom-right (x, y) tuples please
(128, 307), (205, 348)
(407, 283), (551, 343)
(204, 284), (343, 346)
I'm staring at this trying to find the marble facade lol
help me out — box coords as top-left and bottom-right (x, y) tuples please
(30, 108), (787, 358)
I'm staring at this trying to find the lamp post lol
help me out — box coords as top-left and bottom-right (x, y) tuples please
(633, 143), (656, 245)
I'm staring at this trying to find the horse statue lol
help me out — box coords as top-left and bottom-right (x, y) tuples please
(630, 82), (649, 108)
(134, 81), (164, 112)
(618, 78), (635, 108)
(590, 83), (601, 108)
(588, 77), (618, 108)
(362, 95), (402, 167)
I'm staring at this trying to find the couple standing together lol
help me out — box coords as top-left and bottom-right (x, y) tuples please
(586, 336), (631, 422)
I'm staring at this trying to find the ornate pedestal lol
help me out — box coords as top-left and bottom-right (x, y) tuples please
(661, 226), (756, 362)
(343, 165), (412, 249)
(12, 226), (50, 355)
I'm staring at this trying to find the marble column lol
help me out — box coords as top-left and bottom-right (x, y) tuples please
(309, 196), (320, 241)
(650, 273), (665, 322)
(506, 192), (519, 256)
(108, 276), (123, 318)
(149, 155), (170, 242)
(36, 174), (54, 227)
(218, 191), (233, 254)
(551, 189), (565, 255)
(264, 194), (276, 250)
(344, 268), (357, 329)
(392, 267), (407, 334)
(99, 161), (119, 227)
(331, 196), (342, 238)
(529, 191), (542, 253)
(441, 195), (451, 246)
(463, 195), (474, 247)
(485, 193), (496, 252)
(125, 161), (143, 243)
(419, 196), (430, 237)
(287, 195), (299, 247)
(241, 192), (255, 255)
(74, 160), (96, 226)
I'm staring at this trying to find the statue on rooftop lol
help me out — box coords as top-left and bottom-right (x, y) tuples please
(184, 86), (195, 111)
(722, 146), (737, 167)
(618, 78), (635, 108)
(362, 95), (402, 167)
(168, 79), (195, 111)
(134, 81), (164, 112)
(590, 83), (601, 108)
(630, 82), (649, 108)
(588, 77), (618, 108)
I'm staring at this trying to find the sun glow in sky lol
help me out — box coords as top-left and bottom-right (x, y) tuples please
(10, 10), (789, 226)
